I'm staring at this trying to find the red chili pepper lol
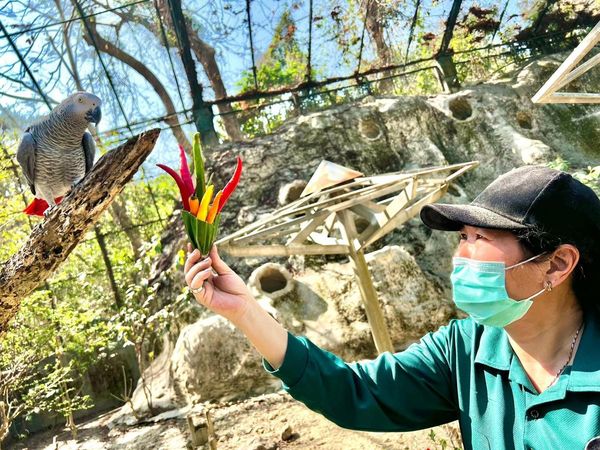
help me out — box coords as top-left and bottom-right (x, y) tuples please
(156, 145), (195, 211)
(178, 144), (194, 198)
(217, 157), (242, 213)
(156, 163), (193, 211)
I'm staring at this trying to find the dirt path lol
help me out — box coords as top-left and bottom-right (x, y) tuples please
(9, 392), (462, 450)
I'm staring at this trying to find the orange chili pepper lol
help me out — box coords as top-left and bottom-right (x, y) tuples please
(189, 196), (200, 216)
(206, 190), (222, 224)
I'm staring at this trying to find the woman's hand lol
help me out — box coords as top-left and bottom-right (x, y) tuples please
(184, 243), (289, 369)
(184, 244), (253, 324)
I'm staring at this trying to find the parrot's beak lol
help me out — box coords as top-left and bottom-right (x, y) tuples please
(86, 106), (102, 125)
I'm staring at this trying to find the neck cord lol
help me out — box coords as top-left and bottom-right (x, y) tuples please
(546, 320), (584, 389)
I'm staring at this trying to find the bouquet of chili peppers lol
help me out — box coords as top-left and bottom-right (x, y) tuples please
(157, 133), (242, 254)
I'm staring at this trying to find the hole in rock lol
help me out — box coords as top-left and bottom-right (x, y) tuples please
(279, 180), (307, 205)
(259, 268), (289, 293)
(285, 185), (305, 203)
(448, 97), (472, 121)
(516, 111), (533, 129)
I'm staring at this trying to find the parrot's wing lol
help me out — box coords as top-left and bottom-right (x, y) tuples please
(16, 132), (37, 195)
(82, 131), (96, 174)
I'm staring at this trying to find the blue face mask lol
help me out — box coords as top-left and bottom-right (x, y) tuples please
(450, 254), (547, 328)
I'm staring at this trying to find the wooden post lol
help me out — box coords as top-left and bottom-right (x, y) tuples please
(206, 408), (217, 450)
(338, 210), (394, 354)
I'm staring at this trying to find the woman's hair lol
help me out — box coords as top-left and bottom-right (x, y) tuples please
(514, 226), (600, 316)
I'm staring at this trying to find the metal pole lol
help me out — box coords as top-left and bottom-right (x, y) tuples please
(166, 0), (218, 147)
(435, 0), (462, 92)
(245, 0), (259, 91)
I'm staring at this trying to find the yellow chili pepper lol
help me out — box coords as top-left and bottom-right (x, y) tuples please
(196, 184), (214, 221)
(189, 196), (200, 216)
(206, 190), (223, 224)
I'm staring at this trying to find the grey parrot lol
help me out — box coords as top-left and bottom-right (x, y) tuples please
(17, 91), (102, 216)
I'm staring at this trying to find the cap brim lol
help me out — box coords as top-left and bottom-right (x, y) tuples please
(420, 203), (528, 231)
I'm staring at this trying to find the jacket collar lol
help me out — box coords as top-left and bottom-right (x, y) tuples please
(474, 313), (600, 394)
(474, 322), (513, 371)
(567, 312), (600, 392)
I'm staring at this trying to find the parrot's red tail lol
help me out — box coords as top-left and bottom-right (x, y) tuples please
(23, 197), (64, 216)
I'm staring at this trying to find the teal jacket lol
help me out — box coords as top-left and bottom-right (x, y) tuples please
(265, 315), (600, 449)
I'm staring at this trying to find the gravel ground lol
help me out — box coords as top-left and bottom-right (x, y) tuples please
(8, 392), (463, 450)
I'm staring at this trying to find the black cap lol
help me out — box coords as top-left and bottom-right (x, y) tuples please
(420, 165), (600, 242)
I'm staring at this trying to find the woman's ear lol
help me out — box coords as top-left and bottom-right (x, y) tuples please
(546, 244), (580, 288)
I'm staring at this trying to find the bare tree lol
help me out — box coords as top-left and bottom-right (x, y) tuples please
(88, 0), (243, 142)
(363, 0), (396, 93)
(76, 16), (192, 151)
(0, 352), (36, 448)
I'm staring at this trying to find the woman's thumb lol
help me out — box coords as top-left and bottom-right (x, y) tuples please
(210, 245), (232, 274)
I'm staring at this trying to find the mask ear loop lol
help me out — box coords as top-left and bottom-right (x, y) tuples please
(506, 251), (549, 270)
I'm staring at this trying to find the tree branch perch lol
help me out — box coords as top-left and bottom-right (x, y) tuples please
(0, 128), (161, 334)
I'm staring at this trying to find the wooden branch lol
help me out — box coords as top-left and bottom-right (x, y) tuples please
(0, 129), (161, 334)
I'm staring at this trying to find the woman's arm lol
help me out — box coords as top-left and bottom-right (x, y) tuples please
(184, 245), (288, 368)
(185, 245), (459, 432)
(264, 324), (460, 432)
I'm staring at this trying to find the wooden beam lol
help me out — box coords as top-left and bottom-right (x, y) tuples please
(286, 211), (332, 246)
(532, 21), (600, 104)
(554, 52), (600, 91)
(537, 93), (600, 104)
(360, 184), (447, 250)
(218, 244), (349, 257)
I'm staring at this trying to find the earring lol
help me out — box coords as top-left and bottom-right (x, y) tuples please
(545, 280), (553, 292)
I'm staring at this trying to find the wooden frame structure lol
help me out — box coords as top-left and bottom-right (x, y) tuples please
(217, 161), (479, 353)
(532, 21), (600, 104)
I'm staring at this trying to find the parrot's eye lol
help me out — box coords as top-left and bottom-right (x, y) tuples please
(78, 97), (83, 103)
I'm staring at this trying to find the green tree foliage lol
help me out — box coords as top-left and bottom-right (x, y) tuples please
(0, 130), (184, 441)
(236, 10), (309, 137)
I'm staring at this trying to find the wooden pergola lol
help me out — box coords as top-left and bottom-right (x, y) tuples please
(217, 161), (478, 354)
(532, 21), (600, 104)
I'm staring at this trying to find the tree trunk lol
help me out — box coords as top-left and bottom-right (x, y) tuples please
(187, 30), (244, 141)
(155, 0), (243, 142)
(110, 199), (143, 261)
(94, 228), (123, 309)
(79, 17), (192, 151)
(364, 0), (395, 94)
(0, 401), (9, 449)
(0, 129), (160, 334)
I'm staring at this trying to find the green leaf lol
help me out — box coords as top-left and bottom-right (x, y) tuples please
(182, 211), (198, 250)
(193, 133), (206, 200)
